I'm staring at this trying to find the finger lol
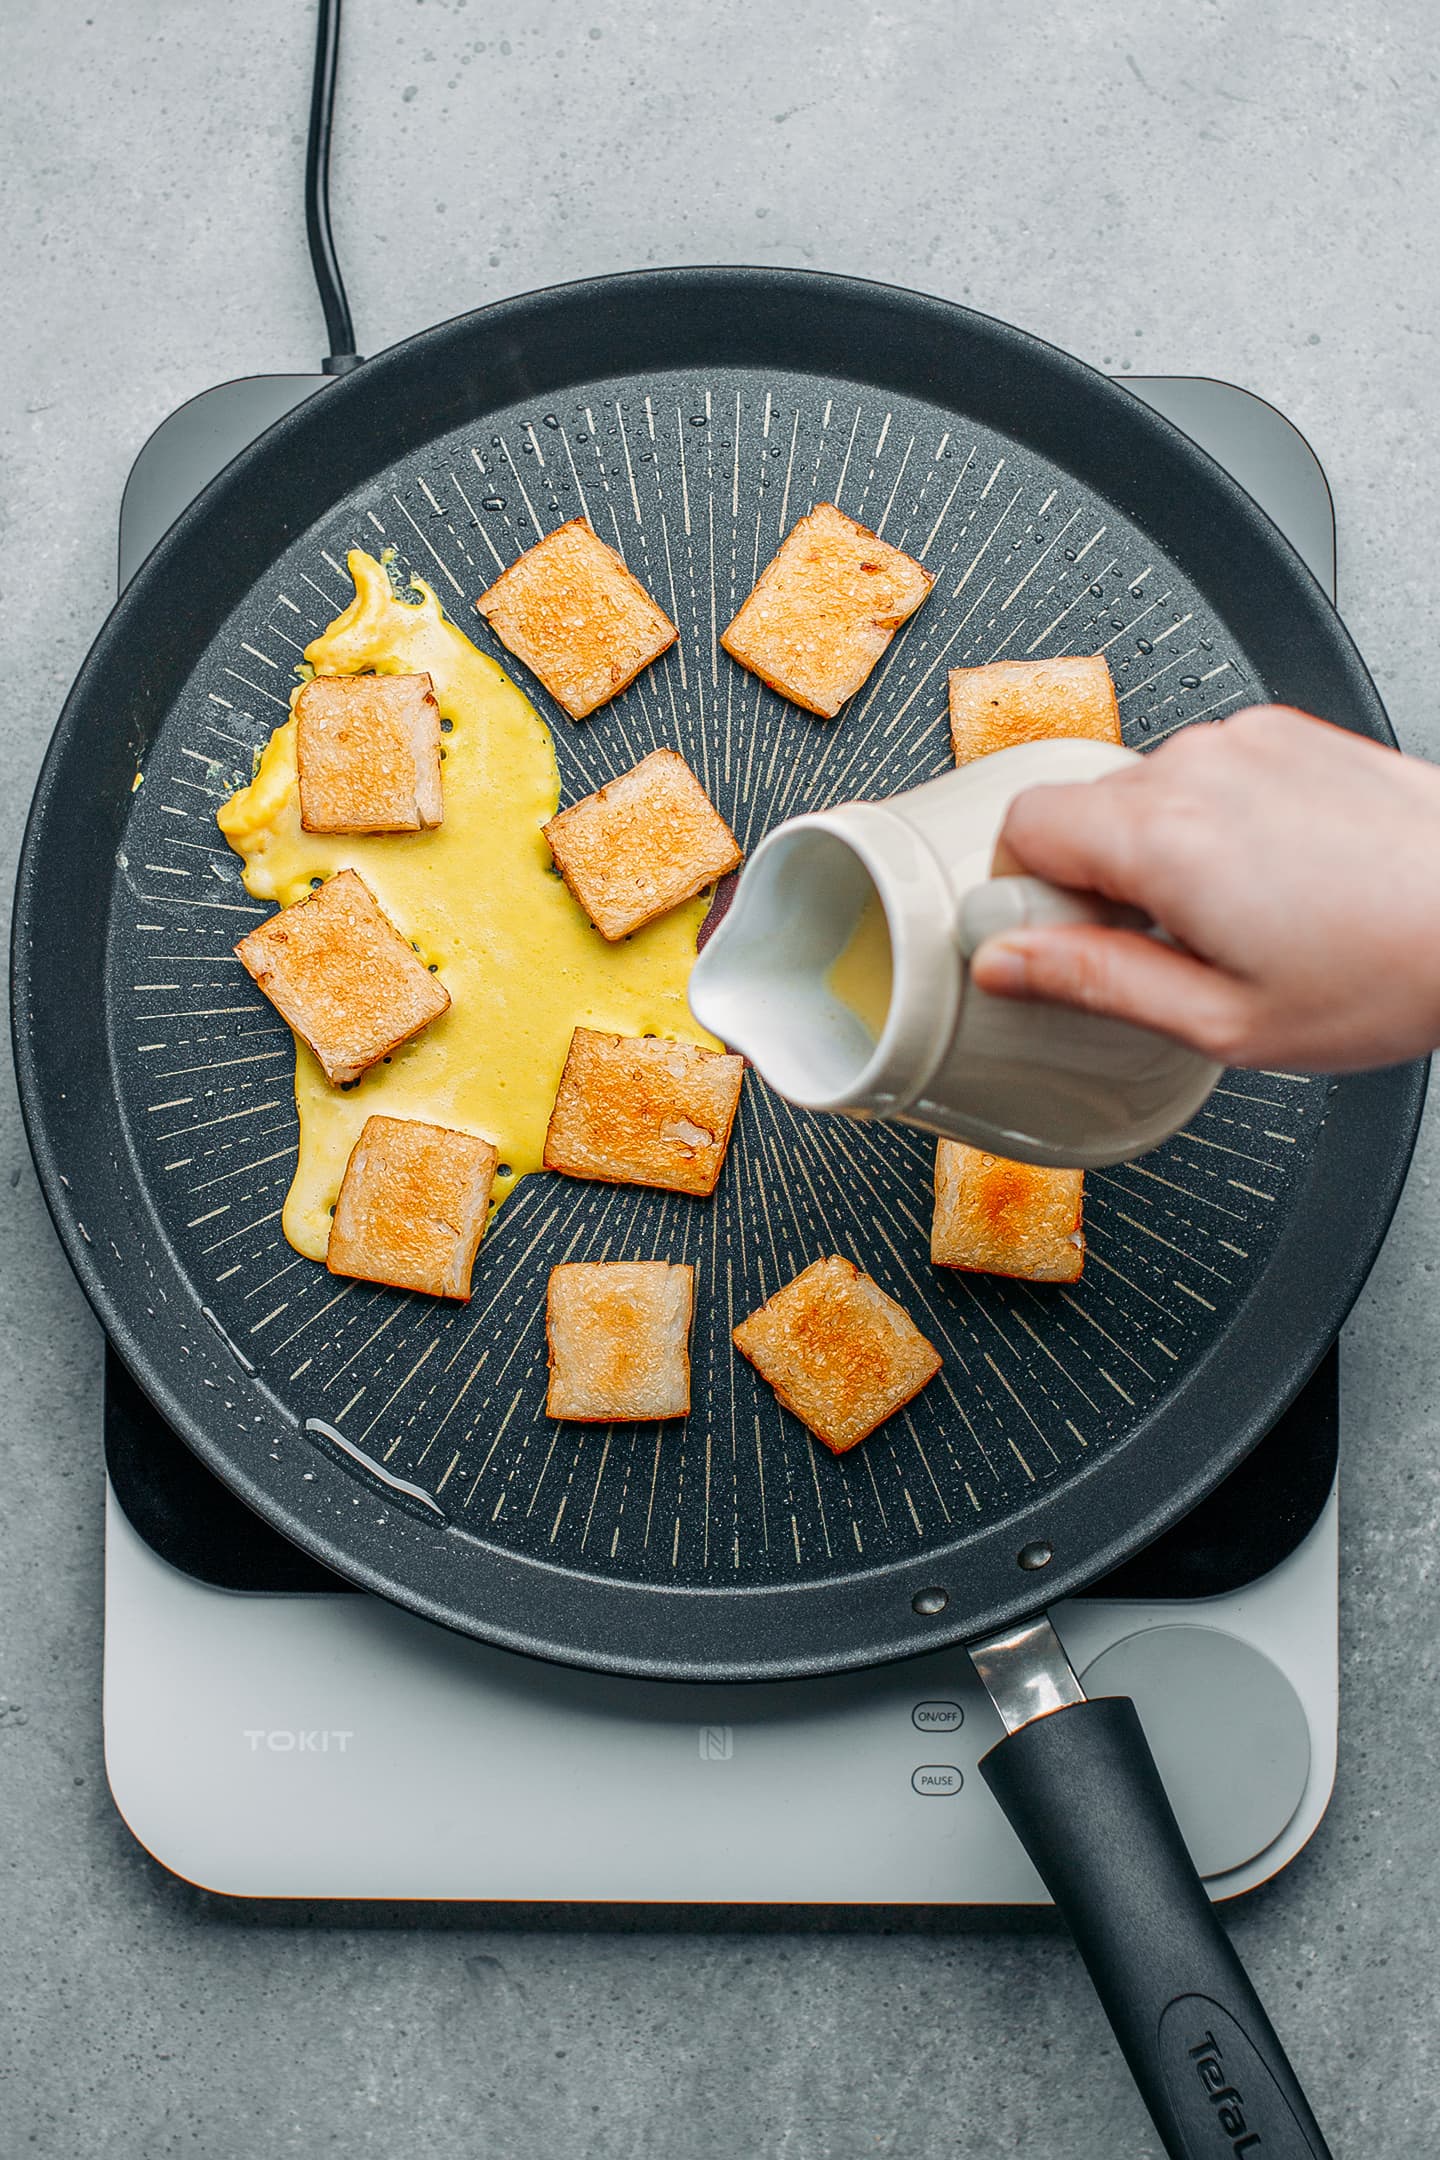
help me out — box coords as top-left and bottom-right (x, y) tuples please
(968, 925), (1255, 1063)
(994, 772), (1154, 903)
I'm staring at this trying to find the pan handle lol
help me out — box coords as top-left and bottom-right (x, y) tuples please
(976, 1635), (1332, 2158)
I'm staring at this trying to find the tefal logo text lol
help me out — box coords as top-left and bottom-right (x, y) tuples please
(1189, 2029), (1262, 2155)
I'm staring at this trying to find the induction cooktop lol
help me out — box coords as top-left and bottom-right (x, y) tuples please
(103, 367), (1344, 1903)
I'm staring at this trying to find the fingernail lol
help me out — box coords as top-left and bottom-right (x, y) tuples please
(974, 938), (1030, 995)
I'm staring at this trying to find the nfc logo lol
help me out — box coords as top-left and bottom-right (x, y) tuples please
(698, 1725), (734, 1761)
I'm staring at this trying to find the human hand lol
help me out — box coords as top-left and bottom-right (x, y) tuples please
(968, 705), (1440, 1071)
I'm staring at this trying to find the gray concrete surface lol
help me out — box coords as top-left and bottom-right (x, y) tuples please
(3, 1), (1438, 2153)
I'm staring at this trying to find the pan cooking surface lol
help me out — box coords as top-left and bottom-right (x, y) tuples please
(106, 361), (1324, 1591)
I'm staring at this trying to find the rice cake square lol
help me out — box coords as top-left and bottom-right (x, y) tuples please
(546, 1261), (695, 1421)
(720, 502), (933, 718)
(544, 1028), (744, 1197)
(931, 1140), (1085, 1283)
(948, 654), (1121, 766)
(295, 671), (444, 833)
(234, 867), (450, 1086)
(543, 748), (743, 942)
(475, 518), (678, 721)
(732, 1255), (941, 1454)
(328, 1116), (499, 1300)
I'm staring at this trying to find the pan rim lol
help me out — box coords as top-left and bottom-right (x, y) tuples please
(11, 264), (1425, 1679)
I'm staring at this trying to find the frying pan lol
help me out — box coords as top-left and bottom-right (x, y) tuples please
(13, 268), (1420, 2157)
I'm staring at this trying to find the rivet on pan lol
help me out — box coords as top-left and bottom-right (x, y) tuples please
(912, 1587), (949, 1617)
(1018, 1542), (1054, 1572)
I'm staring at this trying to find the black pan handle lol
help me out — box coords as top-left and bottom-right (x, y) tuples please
(981, 1697), (1332, 2160)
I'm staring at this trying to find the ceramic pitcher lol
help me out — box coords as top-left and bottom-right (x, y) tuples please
(686, 739), (1220, 1169)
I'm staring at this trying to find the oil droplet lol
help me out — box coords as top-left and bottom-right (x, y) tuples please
(1064, 547), (1077, 561)
(1136, 637), (1154, 655)
(1199, 637), (1214, 651)
(1180, 674), (1201, 689)
(1089, 583), (1104, 598)
(481, 495), (506, 512)
(543, 414), (560, 429)
(1110, 617), (1125, 630)
(1138, 715), (1152, 731)
(688, 413), (707, 426)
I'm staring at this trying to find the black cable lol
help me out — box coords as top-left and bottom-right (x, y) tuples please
(306, 0), (363, 374)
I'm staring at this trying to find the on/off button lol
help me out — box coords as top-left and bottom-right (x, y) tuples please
(911, 1764), (963, 1796)
(912, 1700), (963, 1733)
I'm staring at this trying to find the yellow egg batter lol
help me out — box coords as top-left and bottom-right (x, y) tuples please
(218, 549), (719, 1263)
(826, 889), (893, 1044)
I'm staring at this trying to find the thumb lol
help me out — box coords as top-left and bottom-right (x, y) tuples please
(968, 925), (1252, 1064)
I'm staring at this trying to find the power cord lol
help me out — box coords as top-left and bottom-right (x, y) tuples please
(306, 0), (363, 374)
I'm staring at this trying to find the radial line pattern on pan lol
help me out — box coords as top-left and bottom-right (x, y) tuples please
(113, 367), (1308, 1588)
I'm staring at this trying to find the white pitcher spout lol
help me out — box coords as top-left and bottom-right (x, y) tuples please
(688, 812), (957, 1115)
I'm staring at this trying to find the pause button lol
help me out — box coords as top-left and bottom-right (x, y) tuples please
(911, 1765), (963, 1797)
